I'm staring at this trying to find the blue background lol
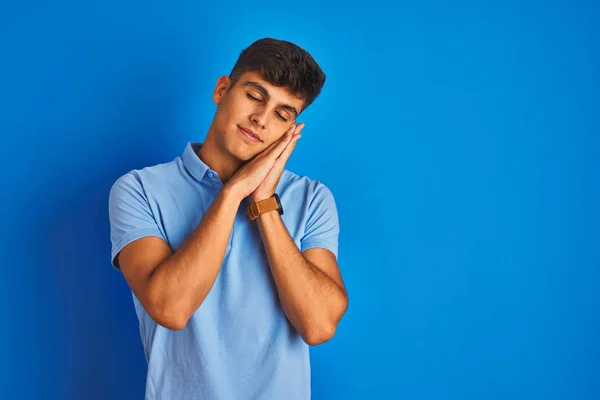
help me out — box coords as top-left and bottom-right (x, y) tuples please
(1, 0), (598, 399)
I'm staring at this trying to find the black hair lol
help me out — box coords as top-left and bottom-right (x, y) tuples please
(229, 38), (326, 112)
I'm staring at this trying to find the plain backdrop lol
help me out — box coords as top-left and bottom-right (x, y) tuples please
(1, 0), (598, 399)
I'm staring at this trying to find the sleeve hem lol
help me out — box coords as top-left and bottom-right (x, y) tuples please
(300, 238), (338, 260)
(111, 228), (166, 270)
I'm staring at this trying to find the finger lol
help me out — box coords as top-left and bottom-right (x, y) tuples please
(257, 124), (295, 157)
(271, 140), (297, 172)
(274, 123), (296, 146)
(276, 124), (303, 160)
(281, 123), (297, 142)
(249, 133), (288, 166)
(270, 133), (294, 161)
(251, 123), (298, 167)
(288, 122), (299, 134)
(282, 123), (300, 141)
(264, 125), (295, 161)
(272, 132), (300, 170)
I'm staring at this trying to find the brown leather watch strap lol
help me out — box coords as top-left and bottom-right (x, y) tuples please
(247, 195), (281, 221)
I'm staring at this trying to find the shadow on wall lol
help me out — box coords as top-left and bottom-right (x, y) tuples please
(30, 52), (210, 399)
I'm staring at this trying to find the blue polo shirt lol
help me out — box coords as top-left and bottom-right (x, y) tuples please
(108, 142), (339, 399)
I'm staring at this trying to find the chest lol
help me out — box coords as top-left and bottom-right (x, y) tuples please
(150, 185), (307, 257)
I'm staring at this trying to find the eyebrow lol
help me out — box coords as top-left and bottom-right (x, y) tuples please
(242, 81), (299, 119)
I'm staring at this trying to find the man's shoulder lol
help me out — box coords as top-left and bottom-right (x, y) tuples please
(282, 169), (322, 186)
(110, 157), (183, 196)
(116, 157), (182, 182)
(281, 169), (336, 200)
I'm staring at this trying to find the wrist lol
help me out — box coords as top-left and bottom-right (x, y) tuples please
(247, 193), (283, 221)
(220, 183), (244, 205)
(249, 192), (274, 203)
(255, 208), (280, 223)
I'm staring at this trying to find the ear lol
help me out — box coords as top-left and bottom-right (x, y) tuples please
(213, 75), (231, 105)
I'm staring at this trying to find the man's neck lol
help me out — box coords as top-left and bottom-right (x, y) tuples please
(196, 128), (243, 184)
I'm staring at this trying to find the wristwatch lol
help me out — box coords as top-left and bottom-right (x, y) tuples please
(247, 193), (284, 221)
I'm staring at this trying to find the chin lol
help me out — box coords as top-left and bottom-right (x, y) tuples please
(224, 138), (254, 163)
(226, 128), (261, 160)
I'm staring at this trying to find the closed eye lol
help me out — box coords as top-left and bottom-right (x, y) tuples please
(247, 93), (261, 102)
(248, 93), (288, 121)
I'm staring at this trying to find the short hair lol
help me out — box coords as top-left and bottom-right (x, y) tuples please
(229, 38), (326, 112)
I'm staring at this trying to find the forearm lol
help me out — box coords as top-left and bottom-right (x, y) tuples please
(256, 211), (347, 345)
(148, 186), (241, 327)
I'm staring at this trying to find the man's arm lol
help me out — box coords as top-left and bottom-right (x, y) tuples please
(255, 211), (348, 346)
(117, 186), (240, 330)
(113, 130), (296, 331)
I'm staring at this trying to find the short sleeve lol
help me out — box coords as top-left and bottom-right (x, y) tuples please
(300, 182), (340, 259)
(108, 172), (167, 270)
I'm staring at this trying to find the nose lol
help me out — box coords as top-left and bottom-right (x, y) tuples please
(250, 106), (268, 129)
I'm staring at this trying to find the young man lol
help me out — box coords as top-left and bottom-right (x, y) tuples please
(108, 38), (348, 399)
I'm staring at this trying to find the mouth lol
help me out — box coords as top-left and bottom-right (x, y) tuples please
(238, 126), (262, 143)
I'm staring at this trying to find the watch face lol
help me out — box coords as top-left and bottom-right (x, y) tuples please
(274, 193), (284, 215)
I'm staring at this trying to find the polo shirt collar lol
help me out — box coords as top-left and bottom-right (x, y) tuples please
(182, 142), (209, 183)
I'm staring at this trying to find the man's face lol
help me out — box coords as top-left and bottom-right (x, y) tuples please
(211, 71), (305, 161)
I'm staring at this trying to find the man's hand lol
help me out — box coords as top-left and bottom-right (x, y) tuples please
(249, 123), (303, 202)
(224, 124), (301, 202)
